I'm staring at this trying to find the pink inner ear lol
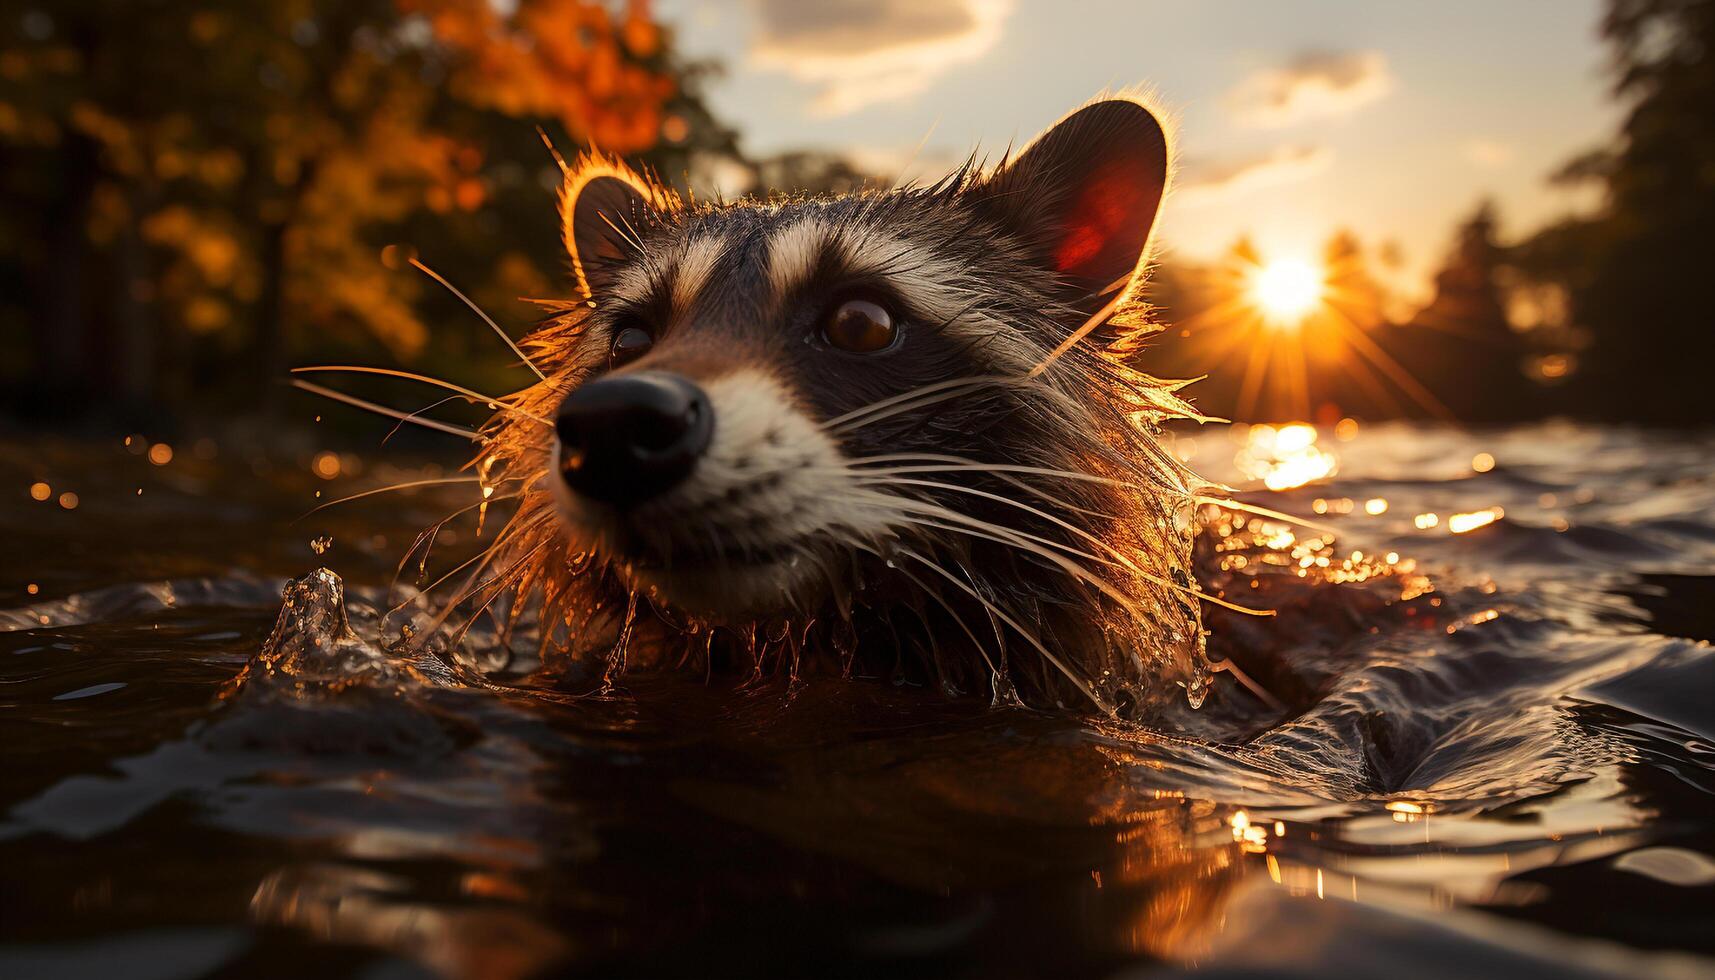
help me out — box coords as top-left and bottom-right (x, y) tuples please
(1052, 159), (1146, 277)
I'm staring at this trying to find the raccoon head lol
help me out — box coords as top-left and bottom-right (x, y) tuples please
(483, 98), (1212, 711)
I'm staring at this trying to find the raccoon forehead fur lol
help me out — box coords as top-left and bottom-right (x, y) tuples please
(465, 97), (1222, 715)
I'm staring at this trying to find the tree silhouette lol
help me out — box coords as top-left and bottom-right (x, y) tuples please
(1514, 0), (1715, 424)
(1387, 201), (1534, 423)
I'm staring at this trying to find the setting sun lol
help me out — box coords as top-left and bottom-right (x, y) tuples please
(1250, 258), (1326, 327)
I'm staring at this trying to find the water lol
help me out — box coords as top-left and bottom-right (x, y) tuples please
(3, 422), (1712, 978)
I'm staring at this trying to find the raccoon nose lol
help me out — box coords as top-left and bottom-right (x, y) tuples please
(555, 371), (714, 505)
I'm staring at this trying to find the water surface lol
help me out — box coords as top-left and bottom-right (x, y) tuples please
(2, 422), (1712, 978)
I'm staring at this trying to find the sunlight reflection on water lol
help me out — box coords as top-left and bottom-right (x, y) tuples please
(2, 424), (1713, 978)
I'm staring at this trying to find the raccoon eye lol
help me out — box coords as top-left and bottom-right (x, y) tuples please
(609, 323), (654, 367)
(822, 297), (897, 354)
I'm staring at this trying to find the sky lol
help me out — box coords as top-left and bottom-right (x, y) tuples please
(654, 0), (1618, 300)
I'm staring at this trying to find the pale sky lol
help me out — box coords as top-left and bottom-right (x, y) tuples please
(656, 0), (1617, 300)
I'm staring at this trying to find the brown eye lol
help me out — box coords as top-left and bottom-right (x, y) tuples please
(609, 324), (654, 367)
(822, 297), (897, 353)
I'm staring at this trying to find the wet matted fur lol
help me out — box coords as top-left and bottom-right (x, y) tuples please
(453, 97), (1228, 714)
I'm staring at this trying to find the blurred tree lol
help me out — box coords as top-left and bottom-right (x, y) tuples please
(1513, 0), (1715, 423)
(0, 0), (736, 427)
(1384, 201), (1536, 422)
(749, 150), (878, 198)
(1418, 202), (1510, 339)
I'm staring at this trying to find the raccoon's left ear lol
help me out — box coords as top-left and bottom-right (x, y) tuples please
(561, 161), (673, 302)
(972, 98), (1169, 322)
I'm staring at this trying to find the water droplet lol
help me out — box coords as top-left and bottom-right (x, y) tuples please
(310, 535), (334, 555)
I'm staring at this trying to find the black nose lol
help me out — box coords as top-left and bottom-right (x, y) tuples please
(555, 371), (714, 505)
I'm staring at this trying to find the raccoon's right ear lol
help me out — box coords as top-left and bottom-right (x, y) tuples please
(971, 98), (1170, 323)
(561, 161), (671, 302)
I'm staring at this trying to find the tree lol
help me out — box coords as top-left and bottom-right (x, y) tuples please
(1387, 202), (1536, 422)
(0, 0), (735, 426)
(1513, 0), (1715, 423)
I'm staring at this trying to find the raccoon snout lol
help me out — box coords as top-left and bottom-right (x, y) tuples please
(555, 371), (714, 505)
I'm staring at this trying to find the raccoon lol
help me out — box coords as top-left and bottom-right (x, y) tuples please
(467, 97), (1220, 713)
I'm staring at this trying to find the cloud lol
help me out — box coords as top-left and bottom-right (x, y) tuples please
(748, 0), (1011, 116)
(1463, 139), (1515, 167)
(1175, 144), (1334, 205)
(1226, 51), (1393, 128)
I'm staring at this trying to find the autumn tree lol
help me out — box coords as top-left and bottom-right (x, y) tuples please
(0, 0), (732, 425)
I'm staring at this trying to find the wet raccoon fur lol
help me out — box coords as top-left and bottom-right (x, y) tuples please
(466, 97), (1218, 713)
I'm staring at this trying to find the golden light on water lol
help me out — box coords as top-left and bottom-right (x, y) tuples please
(1229, 810), (1270, 853)
(1448, 508), (1503, 533)
(1248, 258), (1325, 328)
(1235, 423), (1337, 491)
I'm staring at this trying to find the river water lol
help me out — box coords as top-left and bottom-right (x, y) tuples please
(2, 421), (1712, 978)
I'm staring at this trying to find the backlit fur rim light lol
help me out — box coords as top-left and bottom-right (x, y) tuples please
(558, 149), (682, 303)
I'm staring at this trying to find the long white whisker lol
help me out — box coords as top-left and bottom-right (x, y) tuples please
(851, 467), (1120, 522)
(851, 453), (1135, 488)
(299, 476), (490, 519)
(823, 375), (1018, 431)
(1025, 282), (1127, 379)
(447, 541), (550, 651)
(1206, 657), (1285, 711)
(851, 452), (1325, 536)
(1195, 495), (1336, 534)
(413, 511), (555, 645)
(387, 496), (503, 613)
(292, 366), (549, 425)
(893, 546), (1107, 712)
(409, 257), (547, 381)
(291, 380), (482, 441)
(885, 512), (1156, 624)
(858, 479), (1269, 616)
(889, 557), (1004, 680)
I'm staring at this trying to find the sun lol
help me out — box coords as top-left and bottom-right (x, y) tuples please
(1249, 258), (1326, 328)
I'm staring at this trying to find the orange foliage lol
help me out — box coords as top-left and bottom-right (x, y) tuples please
(400, 0), (674, 152)
(3, 0), (686, 405)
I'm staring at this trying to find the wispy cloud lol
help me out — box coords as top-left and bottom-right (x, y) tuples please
(1226, 51), (1394, 128)
(748, 0), (1011, 117)
(1175, 144), (1334, 205)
